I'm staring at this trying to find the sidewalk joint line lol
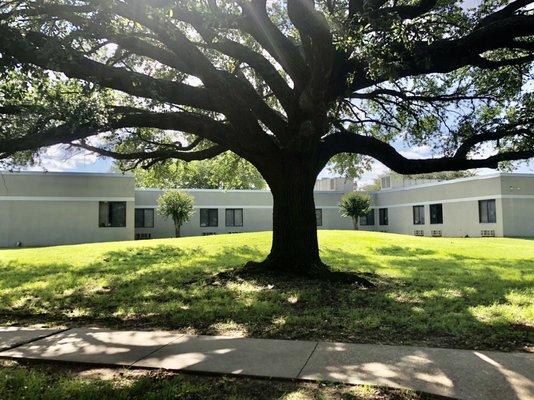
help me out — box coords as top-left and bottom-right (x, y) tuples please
(0, 328), (71, 354)
(297, 341), (319, 378)
(128, 333), (187, 368)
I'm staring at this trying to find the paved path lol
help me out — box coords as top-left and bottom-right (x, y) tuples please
(0, 327), (65, 351)
(0, 327), (532, 400)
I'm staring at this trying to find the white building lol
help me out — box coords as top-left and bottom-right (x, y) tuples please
(358, 173), (534, 237)
(134, 187), (351, 239)
(0, 172), (351, 247)
(314, 177), (355, 192)
(0, 171), (532, 247)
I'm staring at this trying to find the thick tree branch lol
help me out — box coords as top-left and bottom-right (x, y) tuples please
(0, 110), (237, 159)
(319, 129), (534, 174)
(203, 39), (295, 113)
(74, 142), (227, 163)
(349, 88), (499, 103)
(18, 2), (288, 137)
(240, 0), (309, 88)
(158, 4), (295, 111)
(454, 119), (534, 158)
(476, 0), (533, 28)
(349, 13), (534, 91)
(0, 25), (221, 112)
(287, 0), (335, 113)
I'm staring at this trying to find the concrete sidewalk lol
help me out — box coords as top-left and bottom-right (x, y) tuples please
(0, 327), (532, 400)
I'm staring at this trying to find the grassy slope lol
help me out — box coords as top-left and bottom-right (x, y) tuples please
(0, 231), (532, 350)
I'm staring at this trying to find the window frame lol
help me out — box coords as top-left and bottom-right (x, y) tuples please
(379, 208), (388, 226)
(99, 201), (127, 228)
(429, 204), (443, 225)
(225, 208), (244, 227)
(413, 205), (425, 225)
(200, 208), (219, 227)
(478, 199), (497, 223)
(315, 209), (323, 227)
(135, 208), (155, 228)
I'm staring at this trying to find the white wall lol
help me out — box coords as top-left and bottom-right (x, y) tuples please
(134, 189), (352, 238)
(0, 172), (135, 247)
(358, 174), (534, 237)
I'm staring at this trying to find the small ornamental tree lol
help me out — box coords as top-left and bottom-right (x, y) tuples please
(156, 191), (195, 238)
(340, 192), (371, 230)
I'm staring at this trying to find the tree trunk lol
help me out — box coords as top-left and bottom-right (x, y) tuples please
(352, 217), (358, 230)
(264, 173), (324, 273)
(246, 156), (374, 286)
(174, 220), (181, 238)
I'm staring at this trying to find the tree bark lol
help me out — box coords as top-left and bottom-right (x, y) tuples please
(266, 174), (323, 272)
(248, 158), (328, 275)
(246, 156), (374, 286)
(174, 221), (181, 238)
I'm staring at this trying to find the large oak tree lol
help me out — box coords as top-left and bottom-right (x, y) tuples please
(0, 0), (533, 277)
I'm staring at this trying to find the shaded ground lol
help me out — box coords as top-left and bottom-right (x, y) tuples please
(0, 359), (446, 400)
(0, 231), (532, 351)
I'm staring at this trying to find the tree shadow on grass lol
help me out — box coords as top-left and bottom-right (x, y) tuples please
(0, 244), (532, 352)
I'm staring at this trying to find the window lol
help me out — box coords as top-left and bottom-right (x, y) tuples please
(381, 176), (391, 189)
(379, 208), (388, 225)
(135, 208), (154, 228)
(200, 208), (218, 227)
(359, 209), (375, 226)
(430, 204), (443, 224)
(225, 208), (243, 227)
(315, 209), (323, 227)
(479, 199), (496, 223)
(99, 201), (126, 227)
(413, 205), (425, 225)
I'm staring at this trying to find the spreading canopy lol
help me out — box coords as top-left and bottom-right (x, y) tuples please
(0, 0), (532, 176)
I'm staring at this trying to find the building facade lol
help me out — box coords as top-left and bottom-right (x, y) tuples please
(134, 188), (351, 239)
(0, 172), (135, 247)
(314, 177), (355, 192)
(0, 171), (532, 248)
(358, 173), (534, 238)
(0, 171), (351, 247)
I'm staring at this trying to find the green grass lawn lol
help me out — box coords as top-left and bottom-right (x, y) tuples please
(0, 231), (532, 350)
(0, 360), (436, 400)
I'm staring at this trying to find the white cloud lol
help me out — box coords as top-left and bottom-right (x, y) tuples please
(357, 161), (389, 186)
(25, 145), (103, 172)
(399, 145), (433, 160)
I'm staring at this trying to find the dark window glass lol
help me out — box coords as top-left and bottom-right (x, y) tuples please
(135, 209), (143, 228)
(315, 209), (323, 227)
(413, 205), (425, 225)
(200, 208), (218, 227)
(225, 209), (243, 227)
(479, 199), (496, 223)
(430, 204), (443, 224)
(379, 208), (388, 225)
(135, 208), (154, 228)
(359, 209), (375, 226)
(99, 201), (126, 227)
